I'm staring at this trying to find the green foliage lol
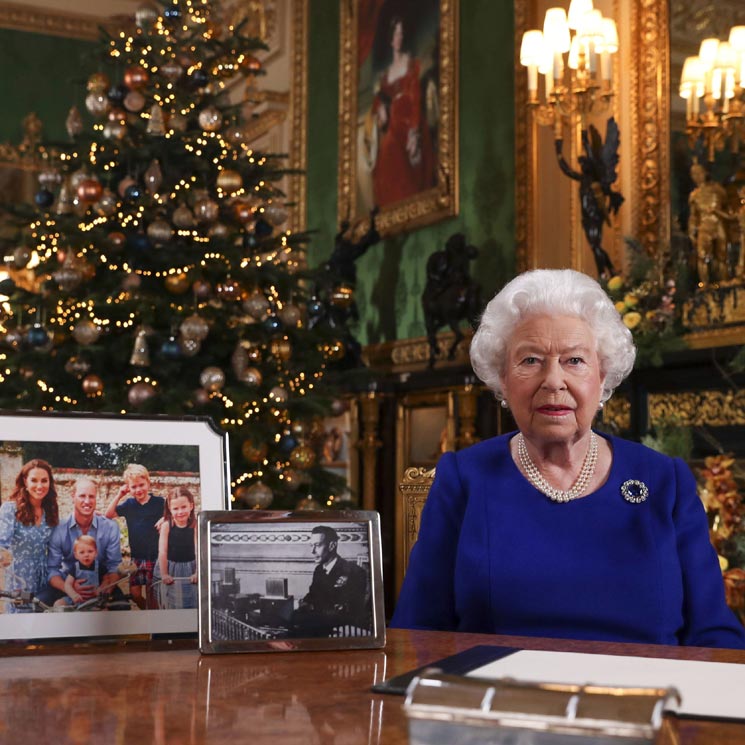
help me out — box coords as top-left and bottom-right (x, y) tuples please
(641, 419), (694, 460)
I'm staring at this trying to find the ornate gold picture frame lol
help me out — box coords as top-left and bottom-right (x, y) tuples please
(338, 0), (459, 236)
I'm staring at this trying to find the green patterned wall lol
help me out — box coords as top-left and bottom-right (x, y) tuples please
(306, 0), (515, 345)
(0, 29), (94, 143)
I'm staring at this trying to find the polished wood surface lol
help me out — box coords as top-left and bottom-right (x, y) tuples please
(1, 629), (744, 744)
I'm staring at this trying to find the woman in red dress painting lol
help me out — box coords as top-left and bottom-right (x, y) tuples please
(371, 15), (435, 208)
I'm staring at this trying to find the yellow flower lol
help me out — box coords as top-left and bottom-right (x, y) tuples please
(719, 554), (729, 572)
(607, 276), (624, 291)
(614, 301), (626, 313)
(623, 311), (642, 329)
(624, 293), (639, 307)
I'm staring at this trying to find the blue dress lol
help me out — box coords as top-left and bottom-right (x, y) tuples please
(391, 432), (745, 649)
(0, 501), (53, 611)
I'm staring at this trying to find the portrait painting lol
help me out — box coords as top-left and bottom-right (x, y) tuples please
(198, 510), (385, 653)
(338, 0), (459, 236)
(0, 411), (228, 641)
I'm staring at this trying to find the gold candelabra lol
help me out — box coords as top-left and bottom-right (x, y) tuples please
(520, 0), (618, 138)
(680, 27), (745, 162)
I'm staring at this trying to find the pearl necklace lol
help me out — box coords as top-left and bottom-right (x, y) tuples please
(516, 432), (598, 503)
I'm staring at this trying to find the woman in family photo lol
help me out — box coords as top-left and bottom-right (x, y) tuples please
(0, 459), (60, 612)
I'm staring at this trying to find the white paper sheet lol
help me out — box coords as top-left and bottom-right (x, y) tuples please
(469, 650), (745, 720)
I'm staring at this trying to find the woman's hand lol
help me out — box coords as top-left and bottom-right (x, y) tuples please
(190, 573), (198, 584)
(0, 548), (12, 568)
(163, 574), (175, 585)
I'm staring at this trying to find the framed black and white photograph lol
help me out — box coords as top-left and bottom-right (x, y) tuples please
(0, 411), (229, 641)
(198, 510), (385, 653)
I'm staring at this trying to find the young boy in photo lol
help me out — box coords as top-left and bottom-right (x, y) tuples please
(54, 535), (102, 607)
(105, 464), (165, 609)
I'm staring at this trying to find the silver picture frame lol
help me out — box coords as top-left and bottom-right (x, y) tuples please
(198, 509), (386, 653)
(0, 410), (229, 641)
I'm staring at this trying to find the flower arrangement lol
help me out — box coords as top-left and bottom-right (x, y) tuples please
(603, 240), (687, 367)
(698, 454), (745, 623)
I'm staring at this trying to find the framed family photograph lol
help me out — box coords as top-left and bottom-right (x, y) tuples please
(198, 510), (385, 653)
(337, 0), (459, 236)
(0, 411), (229, 641)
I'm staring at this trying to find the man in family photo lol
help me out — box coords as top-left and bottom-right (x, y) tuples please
(291, 525), (370, 637)
(42, 477), (123, 607)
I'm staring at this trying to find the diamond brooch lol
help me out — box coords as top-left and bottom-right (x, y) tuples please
(621, 479), (649, 504)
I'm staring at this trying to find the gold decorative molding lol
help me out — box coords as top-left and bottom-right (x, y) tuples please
(241, 108), (288, 143)
(0, 1), (115, 39)
(362, 331), (472, 374)
(287, 0), (307, 232)
(400, 465), (435, 575)
(649, 390), (745, 427)
(513, 1), (530, 272)
(632, 0), (670, 255)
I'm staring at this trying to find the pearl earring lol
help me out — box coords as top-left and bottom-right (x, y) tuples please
(598, 401), (604, 409)
(500, 399), (509, 409)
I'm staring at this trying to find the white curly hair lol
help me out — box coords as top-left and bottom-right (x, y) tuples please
(469, 269), (636, 403)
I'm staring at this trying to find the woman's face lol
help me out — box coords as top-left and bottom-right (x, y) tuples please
(391, 21), (403, 52)
(501, 314), (605, 448)
(25, 467), (50, 503)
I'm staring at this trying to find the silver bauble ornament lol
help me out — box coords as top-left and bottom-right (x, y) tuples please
(146, 219), (174, 245)
(243, 291), (271, 320)
(198, 105), (222, 132)
(94, 189), (118, 217)
(85, 92), (110, 117)
(66, 106), (83, 138)
(124, 90), (146, 113)
(243, 481), (273, 509)
(72, 319), (101, 345)
(128, 381), (157, 407)
(180, 313), (209, 341)
(172, 204), (195, 228)
(143, 160), (163, 194)
(241, 366), (263, 386)
(199, 366), (225, 392)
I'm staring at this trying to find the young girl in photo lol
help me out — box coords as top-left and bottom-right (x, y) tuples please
(155, 486), (198, 609)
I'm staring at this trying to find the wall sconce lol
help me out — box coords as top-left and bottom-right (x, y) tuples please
(679, 27), (745, 163)
(520, 0), (618, 138)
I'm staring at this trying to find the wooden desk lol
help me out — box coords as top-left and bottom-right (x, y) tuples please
(0, 629), (744, 744)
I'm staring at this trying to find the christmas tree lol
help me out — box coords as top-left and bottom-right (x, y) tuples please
(0, 0), (351, 510)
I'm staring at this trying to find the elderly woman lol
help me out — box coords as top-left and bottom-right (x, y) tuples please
(391, 269), (745, 648)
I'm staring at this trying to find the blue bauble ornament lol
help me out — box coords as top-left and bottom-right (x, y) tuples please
(190, 69), (209, 88)
(161, 336), (181, 359)
(124, 184), (142, 202)
(263, 316), (282, 334)
(254, 218), (273, 238)
(278, 434), (298, 454)
(163, 6), (181, 20)
(34, 189), (55, 209)
(26, 323), (50, 347)
(128, 232), (151, 251)
(307, 298), (323, 317)
(108, 84), (128, 104)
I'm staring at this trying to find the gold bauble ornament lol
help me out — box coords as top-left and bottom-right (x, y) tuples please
(72, 320), (101, 346)
(269, 338), (292, 361)
(241, 439), (268, 462)
(180, 313), (209, 342)
(160, 60), (184, 82)
(144, 160), (163, 194)
(243, 291), (270, 319)
(278, 304), (303, 328)
(198, 105), (222, 132)
(241, 366), (263, 386)
(172, 204), (195, 228)
(233, 200), (255, 223)
(216, 169), (242, 192)
(124, 64), (149, 89)
(87, 72), (110, 92)
(94, 189), (118, 217)
(77, 179), (103, 204)
(82, 374), (104, 397)
(165, 272), (190, 294)
(289, 443), (316, 470)
(146, 218), (174, 245)
(65, 356), (91, 378)
(235, 481), (273, 509)
(295, 495), (322, 511)
(269, 386), (289, 404)
(194, 194), (220, 223)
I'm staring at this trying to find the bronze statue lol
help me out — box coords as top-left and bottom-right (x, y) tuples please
(422, 232), (481, 367)
(555, 117), (625, 280)
(687, 162), (729, 285)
